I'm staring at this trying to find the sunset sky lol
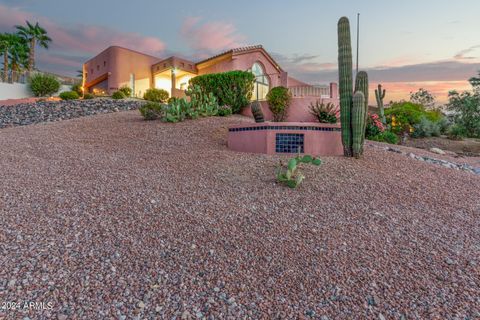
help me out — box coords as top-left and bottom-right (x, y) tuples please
(1, 0), (479, 103)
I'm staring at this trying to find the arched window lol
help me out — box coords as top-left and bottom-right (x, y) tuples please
(251, 62), (269, 100)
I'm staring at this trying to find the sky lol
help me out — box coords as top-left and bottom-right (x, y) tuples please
(1, 0), (479, 103)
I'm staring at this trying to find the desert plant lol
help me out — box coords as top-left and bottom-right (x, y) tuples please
(369, 131), (399, 144)
(83, 93), (94, 99)
(59, 90), (79, 100)
(411, 116), (441, 138)
(29, 73), (60, 96)
(266, 86), (291, 122)
(15, 21), (51, 72)
(189, 70), (255, 113)
(218, 105), (232, 117)
(111, 91), (125, 99)
(276, 154), (322, 189)
(163, 99), (187, 122)
(167, 97), (179, 104)
(447, 124), (468, 140)
(186, 84), (219, 117)
(365, 113), (385, 138)
(385, 102), (442, 134)
(71, 83), (82, 96)
(375, 84), (386, 124)
(139, 102), (164, 120)
(251, 101), (265, 123)
(337, 16), (369, 158)
(119, 86), (132, 97)
(144, 88), (169, 102)
(309, 100), (338, 123)
(410, 88), (435, 109)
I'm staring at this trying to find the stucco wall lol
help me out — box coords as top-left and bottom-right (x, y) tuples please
(0, 82), (70, 100)
(241, 97), (340, 122)
(84, 46), (160, 95)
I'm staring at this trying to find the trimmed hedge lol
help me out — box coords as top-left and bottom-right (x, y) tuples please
(189, 70), (255, 113)
(144, 88), (169, 103)
(266, 86), (291, 122)
(112, 91), (126, 99)
(29, 73), (61, 97)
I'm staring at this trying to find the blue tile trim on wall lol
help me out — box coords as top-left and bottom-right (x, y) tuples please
(228, 125), (341, 132)
(275, 133), (304, 153)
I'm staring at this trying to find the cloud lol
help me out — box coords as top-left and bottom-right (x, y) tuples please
(454, 45), (480, 60)
(0, 4), (166, 75)
(180, 16), (246, 58)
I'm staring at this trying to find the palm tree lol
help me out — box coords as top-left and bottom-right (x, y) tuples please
(0, 33), (21, 82)
(15, 21), (51, 72)
(9, 36), (29, 82)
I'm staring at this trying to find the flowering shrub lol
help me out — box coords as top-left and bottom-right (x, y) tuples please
(365, 113), (385, 138)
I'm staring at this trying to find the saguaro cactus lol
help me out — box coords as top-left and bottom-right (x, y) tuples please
(375, 84), (386, 124)
(337, 16), (369, 158)
(337, 17), (354, 157)
(352, 92), (366, 158)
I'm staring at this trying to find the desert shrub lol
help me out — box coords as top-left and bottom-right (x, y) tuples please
(111, 91), (125, 99)
(167, 97), (179, 104)
(447, 90), (480, 138)
(365, 113), (385, 138)
(144, 88), (169, 103)
(163, 99), (188, 122)
(385, 102), (442, 134)
(71, 83), (83, 96)
(185, 84), (218, 117)
(119, 86), (132, 97)
(411, 116), (441, 138)
(447, 124), (468, 140)
(218, 105), (232, 117)
(309, 100), (338, 123)
(29, 73), (61, 97)
(266, 86), (292, 122)
(369, 131), (399, 144)
(139, 102), (164, 120)
(437, 117), (451, 134)
(59, 91), (79, 100)
(83, 93), (94, 99)
(189, 70), (255, 113)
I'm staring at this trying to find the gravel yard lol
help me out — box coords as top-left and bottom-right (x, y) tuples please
(0, 111), (479, 319)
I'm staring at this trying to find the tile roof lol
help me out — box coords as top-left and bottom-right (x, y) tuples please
(196, 45), (264, 65)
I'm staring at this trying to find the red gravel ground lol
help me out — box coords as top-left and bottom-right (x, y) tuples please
(0, 111), (479, 319)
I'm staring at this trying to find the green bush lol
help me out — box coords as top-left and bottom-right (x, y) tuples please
(385, 101), (443, 134)
(139, 102), (165, 120)
(309, 100), (338, 123)
(83, 93), (94, 99)
(119, 86), (132, 97)
(29, 73), (61, 97)
(185, 84), (218, 117)
(189, 70), (255, 113)
(144, 88), (169, 102)
(218, 105), (233, 117)
(447, 90), (480, 138)
(447, 124), (468, 140)
(411, 116), (441, 138)
(71, 83), (83, 96)
(167, 97), (179, 104)
(111, 91), (126, 99)
(369, 131), (399, 144)
(59, 91), (80, 100)
(266, 86), (292, 122)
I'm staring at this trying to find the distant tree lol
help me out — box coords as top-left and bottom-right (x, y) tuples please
(469, 71), (480, 92)
(16, 21), (51, 71)
(410, 88), (435, 109)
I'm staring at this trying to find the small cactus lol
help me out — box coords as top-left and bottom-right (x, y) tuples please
(251, 101), (265, 123)
(276, 154), (322, 189)
(375, 84), (386, 124)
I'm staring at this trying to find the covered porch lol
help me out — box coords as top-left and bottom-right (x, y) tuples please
(152, 57), (198, 98)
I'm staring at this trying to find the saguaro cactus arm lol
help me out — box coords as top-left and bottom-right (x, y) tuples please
(351, 91), (366, 159)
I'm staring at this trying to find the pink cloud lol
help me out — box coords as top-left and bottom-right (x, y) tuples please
(181, 16), (246, 57)
(0, 4), (166, 74)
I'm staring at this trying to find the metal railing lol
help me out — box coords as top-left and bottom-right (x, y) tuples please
(289, 85), (330, 98)
(0, 70), (78, 85)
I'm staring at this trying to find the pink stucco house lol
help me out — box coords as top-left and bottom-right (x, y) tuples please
(83, 45), (338, 122)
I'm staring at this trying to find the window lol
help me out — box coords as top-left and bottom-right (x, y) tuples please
(90, 69), (93, 74)
(97, 65), (99, 71)
(103, 61), (106, 67)
(251, 62), (269, 100)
